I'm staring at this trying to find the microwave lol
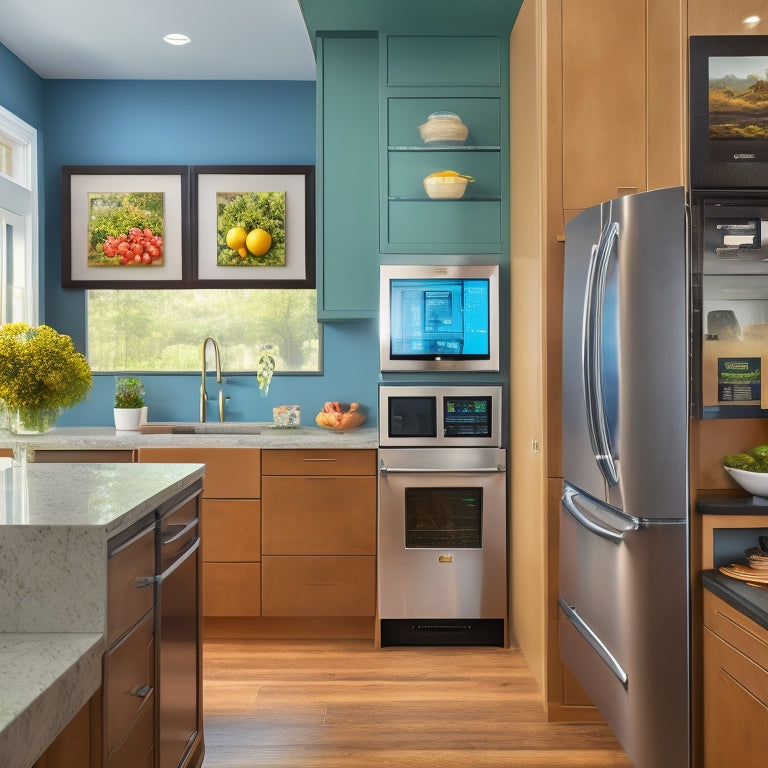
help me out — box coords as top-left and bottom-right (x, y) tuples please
(379, 385), (503, 448)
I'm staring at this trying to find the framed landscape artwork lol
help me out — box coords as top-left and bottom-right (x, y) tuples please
(191, 165), (315, 288)
(62, 166), (189, 288)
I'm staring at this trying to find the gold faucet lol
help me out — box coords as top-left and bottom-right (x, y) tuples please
(200, 336), (225, 422)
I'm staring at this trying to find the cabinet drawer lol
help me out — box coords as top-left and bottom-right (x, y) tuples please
(104, 608), (154, 753)
(203, 562), (261, 617)
(33, 449), (135, 463)
(107, 685), (154, 768)
(107, 520), (155, 645)
(262, 476), (375, 554)
(202, 499), (261, 562)
(703, 590), (768, 670)
(262, 556), (375, 616)
(138, 447), (261, 498)
(261, 449), (376, 476)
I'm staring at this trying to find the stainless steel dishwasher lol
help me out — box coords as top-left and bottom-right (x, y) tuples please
(155, 485), (202, 768)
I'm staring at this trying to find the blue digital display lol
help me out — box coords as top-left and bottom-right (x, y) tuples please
(389, 277), (490, 359)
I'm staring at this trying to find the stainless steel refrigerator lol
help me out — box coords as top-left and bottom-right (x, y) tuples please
(559, 186), (690, 768)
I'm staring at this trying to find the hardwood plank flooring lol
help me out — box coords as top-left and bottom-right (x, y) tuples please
(202, 639), (633, 767)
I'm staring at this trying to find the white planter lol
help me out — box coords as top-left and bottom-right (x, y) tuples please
(114, 407), (142, 431)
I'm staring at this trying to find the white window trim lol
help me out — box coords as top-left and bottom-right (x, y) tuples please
(0, 104), (39, 324)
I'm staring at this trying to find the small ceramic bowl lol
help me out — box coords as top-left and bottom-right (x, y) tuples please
(724, 466), (768, 499)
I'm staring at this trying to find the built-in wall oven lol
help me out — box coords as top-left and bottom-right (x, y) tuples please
(378, 386), (507, 646)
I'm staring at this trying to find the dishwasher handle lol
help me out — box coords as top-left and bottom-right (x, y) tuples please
(144, 536), (200, 586)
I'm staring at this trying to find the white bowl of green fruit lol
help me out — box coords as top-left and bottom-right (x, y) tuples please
(723, 445), (768, 498)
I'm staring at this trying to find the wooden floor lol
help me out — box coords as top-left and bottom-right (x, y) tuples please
(201, 639), (633, 768)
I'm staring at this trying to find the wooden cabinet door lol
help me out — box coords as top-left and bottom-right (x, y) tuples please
(137, 447), (260, 498)
(203, 563), (261, 617)
(202, 498), (261, 562)
(261, 448), (376, 476)
(561, 0), (647, 211)
(261, 475), (376, 555)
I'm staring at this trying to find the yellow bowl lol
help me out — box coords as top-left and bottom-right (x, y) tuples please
(423, 175), (469, 199)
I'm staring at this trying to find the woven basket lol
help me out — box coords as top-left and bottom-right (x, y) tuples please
(423, 175), (469, 199)
(418, 112), (469, 144)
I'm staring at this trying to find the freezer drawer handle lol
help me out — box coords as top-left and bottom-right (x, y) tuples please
(562, 485), (636, 544)
(558, 597), (628, 688)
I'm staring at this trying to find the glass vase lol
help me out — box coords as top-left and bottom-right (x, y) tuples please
(9, 406), (60, 434)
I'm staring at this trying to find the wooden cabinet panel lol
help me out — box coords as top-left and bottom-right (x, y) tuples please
(106, 692), (154, 768)
(703, 590), (768, 767)
(137, 447), (260, 498)
(107, 521), (155, 646)
(261, 448), (375, 476)
(104, 608), (154, 752)
(203, 562), (261, 617)
(202, 498), (261, 562)
(561, 0), (646, 210)
(261, 556), (375, 616)
(33, 449), (134, 463)
(261, 476), (376, 555)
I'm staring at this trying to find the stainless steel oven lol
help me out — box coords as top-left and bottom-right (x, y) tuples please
(377, 386), (507, 646)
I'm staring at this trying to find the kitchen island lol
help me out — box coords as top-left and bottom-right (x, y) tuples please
(0, 460), (205, 768)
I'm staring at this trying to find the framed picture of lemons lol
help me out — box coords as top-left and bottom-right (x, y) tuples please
(191, 165), (315, 288)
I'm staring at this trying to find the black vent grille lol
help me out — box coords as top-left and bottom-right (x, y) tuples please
(380, 618), (504, 647)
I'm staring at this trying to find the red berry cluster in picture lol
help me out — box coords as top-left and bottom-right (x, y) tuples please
(101, 228), (163, 265)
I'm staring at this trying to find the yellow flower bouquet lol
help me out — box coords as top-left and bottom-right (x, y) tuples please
(0, 322), (92, 432)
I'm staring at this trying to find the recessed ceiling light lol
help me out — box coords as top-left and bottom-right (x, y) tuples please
(743, 15), (761, 27)
(163, 33), (191, 46)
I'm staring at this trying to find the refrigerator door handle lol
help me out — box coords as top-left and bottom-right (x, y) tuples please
(558, 597), (629, 688)
(562, 484), (637, 544)
(582, 219), (620, 487)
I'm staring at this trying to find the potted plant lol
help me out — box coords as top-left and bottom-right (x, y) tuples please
(0, 322), (92, 433)
(114, 376), (145, 431)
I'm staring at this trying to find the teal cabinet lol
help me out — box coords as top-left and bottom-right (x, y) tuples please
(380, 35), (508, 256)
(316, 34), (379, 320)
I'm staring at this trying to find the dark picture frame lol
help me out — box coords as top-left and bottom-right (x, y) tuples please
(190, 165), (315, 288)
(62, 165), (189, 288)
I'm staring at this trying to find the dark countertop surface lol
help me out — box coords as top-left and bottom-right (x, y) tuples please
(702, 569), (768, 632)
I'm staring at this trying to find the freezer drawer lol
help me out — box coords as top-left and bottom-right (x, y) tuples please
(558, 484), (689, 768)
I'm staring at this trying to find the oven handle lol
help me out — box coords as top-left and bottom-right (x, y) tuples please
(379, 461), (506, 475)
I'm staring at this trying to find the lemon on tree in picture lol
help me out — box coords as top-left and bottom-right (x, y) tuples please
(88, 191), (165, 267)
(217, 190), (286, 266)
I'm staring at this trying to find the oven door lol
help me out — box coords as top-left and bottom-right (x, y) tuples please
(377, 447), (507, 621)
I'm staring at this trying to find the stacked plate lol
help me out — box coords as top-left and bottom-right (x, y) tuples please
(718, 546), (768, 584)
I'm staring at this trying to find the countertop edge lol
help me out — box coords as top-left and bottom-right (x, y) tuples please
(0, 632), (105, 768)
(702, 569), (768, 632)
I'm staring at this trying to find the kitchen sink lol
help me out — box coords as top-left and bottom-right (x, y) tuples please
(139, 422), (264, 435)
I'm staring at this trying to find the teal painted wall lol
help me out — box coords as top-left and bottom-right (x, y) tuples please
(0, 51), (380, 427)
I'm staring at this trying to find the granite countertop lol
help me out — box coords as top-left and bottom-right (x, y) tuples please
(0, 424), (379, 452)
(0, 460), (205, 768)
(702, 568), (768, 632)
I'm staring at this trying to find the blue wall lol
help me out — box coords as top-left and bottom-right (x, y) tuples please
(0, 52), (379, 426)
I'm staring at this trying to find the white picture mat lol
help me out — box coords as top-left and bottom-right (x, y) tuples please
(196, 173), (307, 281)
(68, 173), (184, 282)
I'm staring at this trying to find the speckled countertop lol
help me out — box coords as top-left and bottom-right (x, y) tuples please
(702, 569), (768, 632)
(0, 460), (205, 768)
(0, 424), (379, 452)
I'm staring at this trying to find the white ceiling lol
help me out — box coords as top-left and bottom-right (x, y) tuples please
(0, 0), (316, 80)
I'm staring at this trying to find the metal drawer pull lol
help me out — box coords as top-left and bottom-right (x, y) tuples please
(135, 575), (155, 588)
(163, 518), (198, 545)
(109, 523), (154, 558)
(132, 685), (152, 698)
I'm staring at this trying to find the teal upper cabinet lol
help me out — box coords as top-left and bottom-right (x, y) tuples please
(316, 34), (379, 321)
(381, 35), (508, 255)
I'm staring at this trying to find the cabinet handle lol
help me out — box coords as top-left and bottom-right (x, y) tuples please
(132, 685), (152, 698)
(302, 458), (337, 463)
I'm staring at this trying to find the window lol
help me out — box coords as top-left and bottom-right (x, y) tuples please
(0, 105), (38, 325)
(86, 288), (320, 373)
